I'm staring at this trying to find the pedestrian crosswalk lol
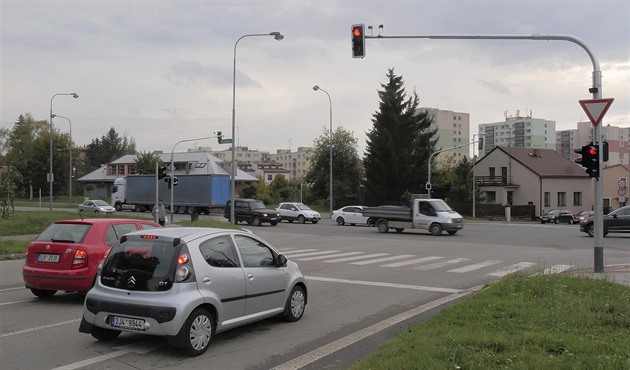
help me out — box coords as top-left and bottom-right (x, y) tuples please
(279, 248), (573, 277)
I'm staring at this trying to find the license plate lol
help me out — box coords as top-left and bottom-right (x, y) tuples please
(37, 253), (60, 263)
(109, 315), (145, 331)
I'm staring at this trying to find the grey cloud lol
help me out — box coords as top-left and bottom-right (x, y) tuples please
(165, 61), (261, 88)
(477, 79), (511, 95)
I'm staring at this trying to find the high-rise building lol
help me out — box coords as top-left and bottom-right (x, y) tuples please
(479, 111), (555, 155)
(269, 147), (313, 181)
(418, 107), (470, 160)
(557, 121), (629, 166)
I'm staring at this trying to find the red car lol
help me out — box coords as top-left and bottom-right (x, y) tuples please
(22, 218), (161, 298)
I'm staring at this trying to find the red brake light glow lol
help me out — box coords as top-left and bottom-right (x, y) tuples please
(141, 235), (158, 239)
(72, 249), (88, 269)
(177, 254), (189, 265)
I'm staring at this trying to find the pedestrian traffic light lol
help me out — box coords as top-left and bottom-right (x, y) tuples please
(296, 183), (301, 190)
(172, 176), (178, 186)
(603, 141), (609, 162)
(158, 166), (167, 180)
(351, 24), (365, 58)
(217, 131), (223, 144)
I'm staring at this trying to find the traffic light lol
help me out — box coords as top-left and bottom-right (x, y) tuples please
(172, 177), (178, 186)
(575, 143), (599, 178)
(478, 137), (484, 151)
(217, 131), (223, 144)
(351, 24), (365, 58)
(296, 183), (301, 190)
(603, 141), (609, 162)
(158, 166), (167, 180)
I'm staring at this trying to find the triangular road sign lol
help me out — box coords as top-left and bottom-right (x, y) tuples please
(579, 98), (614, 127)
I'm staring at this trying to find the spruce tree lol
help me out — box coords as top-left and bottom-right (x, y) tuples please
(364, 69), (437, 205)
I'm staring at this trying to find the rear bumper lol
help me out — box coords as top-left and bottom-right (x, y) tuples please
(22, 266), (92, 292)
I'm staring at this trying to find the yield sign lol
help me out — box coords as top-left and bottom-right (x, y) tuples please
(579, 98), (614, 127)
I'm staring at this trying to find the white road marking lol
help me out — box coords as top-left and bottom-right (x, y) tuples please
(542, 264), (573, 274)
(284, 250), (340, 258)
(448, 260), (504, 273)
(0, 299), (34, 307)
(0, 287), (25, 292)
(271, 284), (483, 370)
(414, 258), (470, 270)
(52, 340), (162, 370)
(351, 254), (416, 265)
(1, 318), (81, 338)
(323, 253), (390, 263)
(296, 252), (364, 261)
(306, 276), (461, 293)
(280, 248), (319, 254)
(381, 256), (443, 267)
(488, 262), (536, 276)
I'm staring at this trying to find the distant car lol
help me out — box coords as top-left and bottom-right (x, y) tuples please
(22, 218), (161, 298)
(79, 227), (307, 357)
(575, 210), (594, 223)
(331, 205), (372, 226)
(276, 202), (321, 224)
(224, 198), (279, 226)
(78, 200), (116, 214)
(579, 205), (630, 237)
(540, 210), (576, 224)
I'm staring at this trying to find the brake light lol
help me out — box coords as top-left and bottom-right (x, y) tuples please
(141, 235), (158, 239)
(177, 253), (189, 265)
(72, 249), (88, 269)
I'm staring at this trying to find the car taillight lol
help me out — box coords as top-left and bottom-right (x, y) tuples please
(175, 253), (193, 282)
(72, 249), (88, 269)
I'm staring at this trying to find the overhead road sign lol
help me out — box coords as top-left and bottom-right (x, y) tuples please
(579, 98), (614, 127)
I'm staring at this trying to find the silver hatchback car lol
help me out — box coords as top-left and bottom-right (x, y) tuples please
(79, 227), (307, 356)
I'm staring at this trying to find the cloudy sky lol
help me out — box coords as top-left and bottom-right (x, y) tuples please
(2, 0), (628, 157)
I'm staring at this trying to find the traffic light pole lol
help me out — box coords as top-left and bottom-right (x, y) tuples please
(365, 32), (605, 272)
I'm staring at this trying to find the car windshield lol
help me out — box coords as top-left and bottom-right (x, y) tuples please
(93, 200), (110, 206)
(36, 223), (91, 243)
(250, 201), (267, 210)
(296, 204), (312, 210)
(100, 235), (181, 292)
(545, 211), (560, 216)
(431, 200), (452, 212)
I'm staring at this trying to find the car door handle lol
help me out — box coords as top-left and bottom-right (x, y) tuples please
(247, 273), (254, 282)
(203, 276), (211, 285)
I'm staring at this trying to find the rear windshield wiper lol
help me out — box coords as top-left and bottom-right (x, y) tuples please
(51, 238), (74, 243)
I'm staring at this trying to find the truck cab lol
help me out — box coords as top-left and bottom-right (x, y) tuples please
(413, 199), (464, 235)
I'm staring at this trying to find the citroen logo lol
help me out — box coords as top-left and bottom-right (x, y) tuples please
(128, 276), (136, 285)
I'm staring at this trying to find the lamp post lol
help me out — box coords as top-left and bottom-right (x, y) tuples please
(230, 32), (284, 225)
(312, 85), (333, 216)
(49, 93), (78, 210)
(170, 136), (214, 222)
(51, 114), (73, 206)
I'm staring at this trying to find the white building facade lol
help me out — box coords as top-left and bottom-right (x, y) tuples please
(479, 113), (556, 155)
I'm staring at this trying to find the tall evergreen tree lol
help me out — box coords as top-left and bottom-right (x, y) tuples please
(364, 69), (437, 205)
(85, 128), (136, 172)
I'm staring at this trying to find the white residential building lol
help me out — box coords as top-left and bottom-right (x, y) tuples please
(479, 112), (556, 155)
(418, 107), (471, 161)
(269, 147), (313, 181)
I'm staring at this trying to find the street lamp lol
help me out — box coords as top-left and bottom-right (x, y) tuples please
(49, 93), (78, 210)
(170, 136), (214, 222)
(51, 114), (73, 206)
(230, 32), (284, 224)
(312, 85), (333, 216)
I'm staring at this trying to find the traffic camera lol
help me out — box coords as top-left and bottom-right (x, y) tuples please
(351, 24), (365, 58)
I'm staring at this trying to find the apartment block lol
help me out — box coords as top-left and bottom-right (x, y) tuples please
(418, 107), (471, 160)
(479, 112), (556, 156)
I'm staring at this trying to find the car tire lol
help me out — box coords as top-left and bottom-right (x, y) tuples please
(554, 218), (559, 224)
(90, 326), (121, 341)
(429, 223), (443, 236)
(283, 285), (305, 322)
(252, 216), (262, 226)
(288, 220), (293, 223)
(181, 308), (214, 357)
(569, 218), (574, 224)
(448, 230), (457, 235)
(270, 220), (278, 226)
(395, 228), (404, 233)
(30, 289), (57, 298)
(540, 220), (545, 224)
(587, 224), (595, 237)
(336, 217), (345, 226)
(312, 220), (318, 224)
(377, 220), (388, 233)
(298, 215), (306, 224)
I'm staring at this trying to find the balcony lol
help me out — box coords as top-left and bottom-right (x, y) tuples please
(475, 176), (519, 187)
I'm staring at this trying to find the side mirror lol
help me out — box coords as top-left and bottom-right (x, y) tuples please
(277, 254), (288, 266)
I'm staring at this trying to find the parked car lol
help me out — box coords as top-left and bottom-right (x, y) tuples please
(22, 218), (161, 298)
(331, 205), (373, 226)
(78, 200), (116, 214)
(540, 210), (576, 224)
(79, 227), (307, 357)
(575, 210), (594, 223)
(579, 205), (630, 237)
(276, 202), (321, 224)
(224, 198), (279, 226)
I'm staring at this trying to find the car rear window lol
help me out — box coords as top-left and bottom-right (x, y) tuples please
(36, 223), (91, 243)
(105, 223), (140, 246)
(100, 236), (181, 291)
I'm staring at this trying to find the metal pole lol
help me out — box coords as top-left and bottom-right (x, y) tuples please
(313, 85), (333, 215)
(230, 32), (283, 225)
(49, 93), (78, 211)
(369, 32), (603, 271)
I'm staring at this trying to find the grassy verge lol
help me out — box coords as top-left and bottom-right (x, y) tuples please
(350, 273), (630, 370)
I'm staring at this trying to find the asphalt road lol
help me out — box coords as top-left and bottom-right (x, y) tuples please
(1, 216), (628, 369)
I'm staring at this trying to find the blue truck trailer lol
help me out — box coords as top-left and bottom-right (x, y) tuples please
(112, 174), (230, 214)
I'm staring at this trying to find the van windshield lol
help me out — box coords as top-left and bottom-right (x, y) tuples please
(431, 200), (452, 212)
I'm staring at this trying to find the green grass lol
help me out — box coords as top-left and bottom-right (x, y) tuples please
(350, 273), (630, 370)
(0, 240), (30, 255)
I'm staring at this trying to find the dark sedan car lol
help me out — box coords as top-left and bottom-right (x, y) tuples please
(579, 205), (630, 237)
(540, 210), (577, 224)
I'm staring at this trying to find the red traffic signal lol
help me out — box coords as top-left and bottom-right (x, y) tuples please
(351, 24), (365, 59)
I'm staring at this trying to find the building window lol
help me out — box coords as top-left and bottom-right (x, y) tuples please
(485, 191), (496, 203)
(544, 192), (551, 207)
(573, 192), (582, 206)
(267, 174), (272, 181)
(557, 192), (566, 207)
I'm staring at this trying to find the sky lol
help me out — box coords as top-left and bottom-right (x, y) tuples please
(1, 0), (629, 157)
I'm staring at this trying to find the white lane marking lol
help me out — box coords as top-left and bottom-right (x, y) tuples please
(271, 284), (483, 370)
(284, 251), (340, 258)
(488, 262), (536, 277)
(323, 253), (390, 263)
(280, 248), (319, 254)
(0, 287), (25, 292)
(414, 258), (470, 270)
(381, 256), (443, 268)
(305, 276), (461, 294)
(0, 299), (34, 307)
(351, 254), (416, 265)
(448, 260), (504, 273)
(542, 264), (573, 274)
(296, 252), (364, 261)
(53, 340), (162, 370)
(1, 318), (81, 338)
